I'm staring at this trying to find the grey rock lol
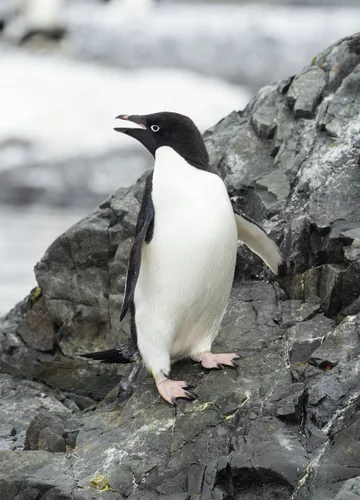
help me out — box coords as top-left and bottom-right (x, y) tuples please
(2, 32), (360, 499)
(286, 314), (335, 363)
(0, 374), (71, 453)
(17, 297), (55, 352)
(335, 477), (360, 500)
(310, 315), (360, 370)
(281, 300), (321, 327)
(0, 374), (70, 433)
(287, 66), (327, 118)
(256, 170), (291, 201)
(25, 412), (66, 452)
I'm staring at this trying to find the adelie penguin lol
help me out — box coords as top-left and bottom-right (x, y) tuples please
(81, 112), (286, 405)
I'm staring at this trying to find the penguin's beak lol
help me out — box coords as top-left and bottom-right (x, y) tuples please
(114, 115), (147, 134)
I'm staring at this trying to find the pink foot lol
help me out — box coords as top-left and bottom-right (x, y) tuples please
(156, 379), (197, 406)
(201, 352), (240, 369)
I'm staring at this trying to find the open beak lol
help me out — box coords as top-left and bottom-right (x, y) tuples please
(114, 114), (147, 134)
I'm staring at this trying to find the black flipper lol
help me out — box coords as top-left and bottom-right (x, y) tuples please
(120, 171), (155, 321)
(78, 176), (153, 366)
(79, 338), (138, 364)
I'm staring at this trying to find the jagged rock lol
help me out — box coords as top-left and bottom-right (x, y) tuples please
(25, 412), (66, 452)
(287, 66), (327, 118)
(2, 32), (360, 499)
(0, 374), (72, 452)
(286, 313), (335, 363)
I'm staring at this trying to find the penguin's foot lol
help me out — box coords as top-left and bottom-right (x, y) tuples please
(156, 378), (197, 406)
(201, 352), (240, 369)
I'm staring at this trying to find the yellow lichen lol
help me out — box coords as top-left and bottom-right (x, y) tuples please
(23, 286), (43, 317)
(224, 395), (249, 421)
(31, 287), (42, 303)
(90, 474), (111, 491)
(195, 401), (216, 412)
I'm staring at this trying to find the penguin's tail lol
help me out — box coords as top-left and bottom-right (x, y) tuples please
(78, 339), (138, 364)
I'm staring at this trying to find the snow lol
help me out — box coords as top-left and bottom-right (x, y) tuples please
(66, 2), (360, 87)
(0, 49), (250, 164)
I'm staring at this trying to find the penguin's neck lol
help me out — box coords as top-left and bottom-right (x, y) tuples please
(154, 146), (200, 179)
(153, 146), (213, 205)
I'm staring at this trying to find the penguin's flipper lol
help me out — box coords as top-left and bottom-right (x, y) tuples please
(234, 213), (286, 276)
(120, 171), (155, 321)
(79, 348), (132, 363)
(79, 338), (138, 364)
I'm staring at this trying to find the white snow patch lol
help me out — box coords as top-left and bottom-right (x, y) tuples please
(0, 49), (250, 164)
(67, 2), (360, 87)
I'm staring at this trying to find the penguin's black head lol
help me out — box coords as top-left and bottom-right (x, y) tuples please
(114, 111), (209, 170)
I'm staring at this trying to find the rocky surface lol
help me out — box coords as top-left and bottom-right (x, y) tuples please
(2, 32), (360, 499)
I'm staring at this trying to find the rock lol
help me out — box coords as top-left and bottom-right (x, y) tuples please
(25, 412), (66, 452)
(2, 32), (360, 499)
(0, 373), (71, 452)
(281, 300), (321, 327)
(335, 477), (360, 499)
(286, 314), (335, 363)
(221, 417), (307, 497)
(287, 66), (327, 118)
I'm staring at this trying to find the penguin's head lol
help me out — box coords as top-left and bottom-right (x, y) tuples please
(114, 111), (209, 170)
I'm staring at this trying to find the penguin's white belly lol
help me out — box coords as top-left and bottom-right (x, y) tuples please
(134, 147), (237, 363)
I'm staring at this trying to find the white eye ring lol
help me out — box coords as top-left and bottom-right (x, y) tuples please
(151, 124), (160, 132)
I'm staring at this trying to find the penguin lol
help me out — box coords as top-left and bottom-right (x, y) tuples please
(6, 0), (65, 44)
(81, 112), (285, 405)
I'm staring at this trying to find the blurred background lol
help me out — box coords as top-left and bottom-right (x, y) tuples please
(0, 0), (359, 315)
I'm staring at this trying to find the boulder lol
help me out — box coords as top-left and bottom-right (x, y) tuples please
(2, 32), (360, 499)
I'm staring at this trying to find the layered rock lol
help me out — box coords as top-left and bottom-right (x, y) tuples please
(1, 32), (360, 499)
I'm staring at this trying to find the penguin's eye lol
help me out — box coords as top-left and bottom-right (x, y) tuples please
(151, 125), (160, 132)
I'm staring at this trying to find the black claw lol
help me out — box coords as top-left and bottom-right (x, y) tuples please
(185, 383), (196, 390)
(185, 391), (198, 401)
(170, 391), (198, 406)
